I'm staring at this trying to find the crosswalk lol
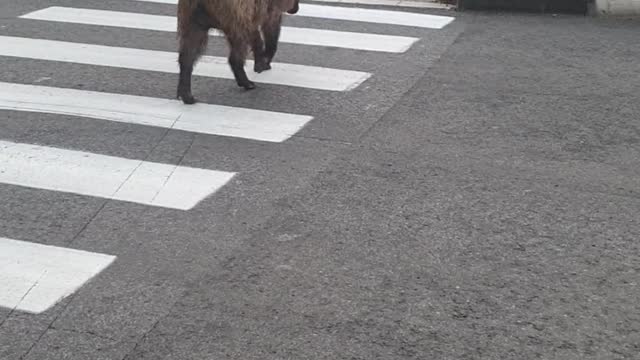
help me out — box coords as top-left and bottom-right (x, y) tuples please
(0, 237), (116, 314)
(0, 36), (371, 91)
(134, 0), (455, 28)
(0, 1), (455, 315)
(21, 7), (420, 53)
(0, 82), (313, 142)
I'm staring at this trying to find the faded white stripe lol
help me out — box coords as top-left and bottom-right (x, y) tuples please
(0, 36), (371, 91)
(307, 0), (453, 9)
(0, 237), (116, 314)
(0, 82), (313, 143)
(0, 140), (236, 210)
(21, 7), (419, 53)
(133, 0), (455, 29)
(295, 4), (454, 28)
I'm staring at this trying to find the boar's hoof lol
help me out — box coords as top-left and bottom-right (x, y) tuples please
(238, 80), (256, 90)
(254, 60), (272, 73)
(177, 92), (197, 105)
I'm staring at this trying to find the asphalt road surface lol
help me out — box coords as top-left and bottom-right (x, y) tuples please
(1, 0), (639, 359)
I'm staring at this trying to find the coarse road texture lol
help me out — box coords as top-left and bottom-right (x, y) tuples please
(1, 0), (639, 359)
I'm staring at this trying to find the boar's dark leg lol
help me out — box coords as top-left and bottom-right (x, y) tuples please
(177, 6), (210, 104)
(262, 13), (283, 66)
(252, 30), (270, 73)
(227, 33), (255, 90)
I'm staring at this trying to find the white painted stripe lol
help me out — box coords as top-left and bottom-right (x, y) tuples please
(21, 7), (419, 53)
(0, 237), (116, 314)
(0, 82), (312, 143)
(295, 4), (454, 28)
(0, 140), (236, 210)
(397, 1), (454, 9)
(308, 0), (452, 9)
(596, 0), (640, 15)
(0, 36), (370, 92)
(133, 0), (455, 29)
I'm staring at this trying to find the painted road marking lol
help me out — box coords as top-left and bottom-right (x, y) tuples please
(307, 0), (452, 9)
(295, 4), (454, 29)
(0, 237), (116, 314)
(133, 0), (455, 29)
(0, 140), (236, 210)
(0, 82), (313, 143)
(21, 7), (419, 53)
(0, 36), (371, 92)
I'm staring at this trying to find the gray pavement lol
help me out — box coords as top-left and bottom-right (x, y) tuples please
(1, 1), (639, 359)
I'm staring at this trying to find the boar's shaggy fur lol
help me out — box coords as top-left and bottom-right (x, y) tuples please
(176, 0), (299, 104)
